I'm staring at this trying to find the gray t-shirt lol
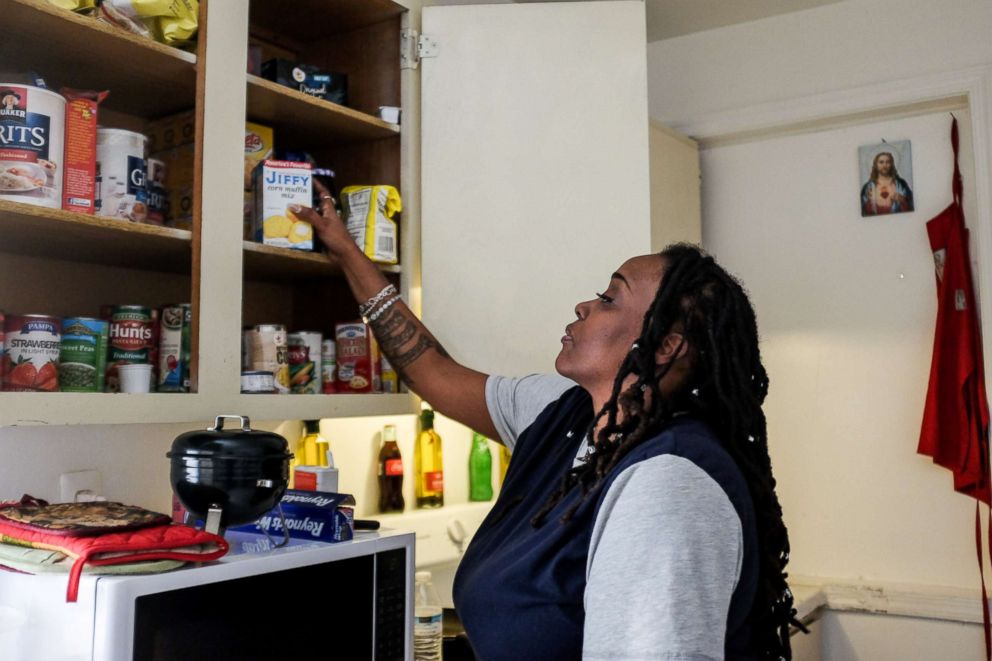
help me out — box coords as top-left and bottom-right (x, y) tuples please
(485, 373), (743, 660)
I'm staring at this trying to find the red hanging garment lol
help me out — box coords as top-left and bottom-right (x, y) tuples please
(918, 117), (992, 659)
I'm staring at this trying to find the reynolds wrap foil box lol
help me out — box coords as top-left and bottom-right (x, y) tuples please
(230, 490), (355, 543)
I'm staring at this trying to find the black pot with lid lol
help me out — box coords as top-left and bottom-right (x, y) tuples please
(168, 414), (292, 535)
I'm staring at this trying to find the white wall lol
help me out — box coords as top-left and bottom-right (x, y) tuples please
(0, 412), (493, 519)
(702, 108), (981, 589)
(820, 611), (983, 661)
(643, 0), (992, 646)
(647, 0), (992, 125)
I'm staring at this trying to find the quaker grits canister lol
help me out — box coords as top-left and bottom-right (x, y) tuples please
(0, 84), (65, 209)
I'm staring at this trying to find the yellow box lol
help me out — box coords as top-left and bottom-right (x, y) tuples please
(244, 121), (275, 190)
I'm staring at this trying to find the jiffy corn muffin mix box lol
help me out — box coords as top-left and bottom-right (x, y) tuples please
(252, 160), (313, 250)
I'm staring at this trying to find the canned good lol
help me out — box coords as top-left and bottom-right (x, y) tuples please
(380, 355), (398, 394)
(321, 338), (336, 394)
(3, 314), (61, 392)
(157, 303), (191, 392)
(241, 370), (275, 394)
(96, 128), (148, 222)
(106, 305), (155, 393)
(249, 324), (289, 393)
(288, 331), (321, 394)
(335, 322), (379, 393)
(0, 84), (65, 209)
(59, 317), (109, 392)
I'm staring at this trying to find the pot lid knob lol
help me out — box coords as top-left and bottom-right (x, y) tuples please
(208, 414), (252, 432)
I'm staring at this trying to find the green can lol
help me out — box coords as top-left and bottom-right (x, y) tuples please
(59, 317), (109, 392)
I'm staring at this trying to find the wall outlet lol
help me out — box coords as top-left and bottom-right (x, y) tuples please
(60, 470), (103, 503)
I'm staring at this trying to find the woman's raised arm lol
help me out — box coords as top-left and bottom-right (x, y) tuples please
(289, 189), (498, 440)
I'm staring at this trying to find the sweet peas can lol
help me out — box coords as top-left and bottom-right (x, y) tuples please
(3, 314), (61, 392)
(59, 317), (108, 392)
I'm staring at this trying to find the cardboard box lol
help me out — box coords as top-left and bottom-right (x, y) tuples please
(145, 109), (195, 152)
(61, 89), (106, 214)
(261, 59), (347, 106)
(244, 121), (274, 190)
(151, 143), (194, 228)
(251, 160), (313, 250)
(230, 490), (355, 543)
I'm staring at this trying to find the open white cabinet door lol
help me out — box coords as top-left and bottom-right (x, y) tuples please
(420, 1), (650, 377)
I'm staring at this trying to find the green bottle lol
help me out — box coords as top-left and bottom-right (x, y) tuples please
(469, 432), (493, 502)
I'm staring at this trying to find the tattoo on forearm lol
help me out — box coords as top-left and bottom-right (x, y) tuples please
(371, 307), (406, 336)
(378, 323), (417, 353)
(369, 307), (450, 382)
(391, 335), (437, 369)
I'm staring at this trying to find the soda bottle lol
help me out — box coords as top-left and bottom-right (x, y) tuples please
(499, 445), (511, 485)
(469, 432), (493, 501)
(415, 408), (444, 508)
(414, 570), (443, 660)
(378, 424), (405, 513)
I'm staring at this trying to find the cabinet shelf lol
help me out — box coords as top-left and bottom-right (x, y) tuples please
(0, 200), (191, 273)
(0, 0), (197, 118)
(0, 392), (418, 427)
(243, 240), (400, 282)
(246, 75), (399, 146)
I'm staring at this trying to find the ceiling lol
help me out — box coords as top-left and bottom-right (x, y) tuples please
(642, 0), (843, 41)
(491, 0), (844, 42)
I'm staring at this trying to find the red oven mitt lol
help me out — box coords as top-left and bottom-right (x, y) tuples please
(0, 496), (229, 601)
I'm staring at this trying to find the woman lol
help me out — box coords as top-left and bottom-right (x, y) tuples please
(292, 192), (798, 660)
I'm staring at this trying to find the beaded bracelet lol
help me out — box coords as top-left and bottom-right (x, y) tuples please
(358, 284), (397, 318)
(367, 295), (401, 323)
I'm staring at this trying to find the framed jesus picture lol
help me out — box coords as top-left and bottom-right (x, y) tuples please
(859, 140), (915, 217)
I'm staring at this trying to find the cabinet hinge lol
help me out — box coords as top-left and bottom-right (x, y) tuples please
(401, 29), (439, 70)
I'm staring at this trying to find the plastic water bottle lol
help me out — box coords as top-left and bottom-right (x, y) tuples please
(414, 570), (443, 660)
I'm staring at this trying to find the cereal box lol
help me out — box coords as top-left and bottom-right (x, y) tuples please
(60, 88), (106, 214)
(252, 160), (313, 250)
(244, 121), (273, 190)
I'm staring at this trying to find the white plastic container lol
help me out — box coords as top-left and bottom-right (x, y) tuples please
(118, 363), (152, 393)
(96, 127), (148, 222)
(0, 84), (65, 209)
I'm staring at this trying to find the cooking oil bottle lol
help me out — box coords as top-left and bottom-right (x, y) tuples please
(301, 420), (326, 466)
(415, 407), (444, 508)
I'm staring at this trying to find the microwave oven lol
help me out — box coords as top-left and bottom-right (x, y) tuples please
(0, 528), (414, 661)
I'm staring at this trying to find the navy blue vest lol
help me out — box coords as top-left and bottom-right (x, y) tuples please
(453, 386), (759, 660)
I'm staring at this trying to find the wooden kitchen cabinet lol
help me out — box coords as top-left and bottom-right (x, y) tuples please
(0, 0), (417, 425)
(0, 0), (666, 426)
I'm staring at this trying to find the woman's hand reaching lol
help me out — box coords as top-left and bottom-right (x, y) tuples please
(289, 178), (356, 260)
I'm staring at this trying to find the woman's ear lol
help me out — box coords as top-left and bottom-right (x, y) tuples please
(655, 332), (688, 365)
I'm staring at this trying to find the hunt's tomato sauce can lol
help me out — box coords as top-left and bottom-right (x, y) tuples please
(3, 314), (61, 392)
(106, 305), (155, 392)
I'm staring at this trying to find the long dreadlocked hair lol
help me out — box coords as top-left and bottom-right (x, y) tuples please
(530, 243), (798, 660)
